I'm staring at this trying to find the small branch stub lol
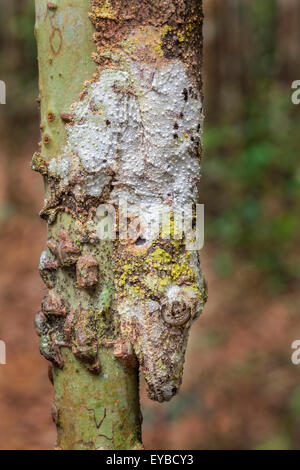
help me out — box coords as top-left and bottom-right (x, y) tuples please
(47, 2), (57, 10)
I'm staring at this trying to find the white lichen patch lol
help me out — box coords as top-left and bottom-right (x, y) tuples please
(48, 156), (71, 182)
(52, 60), (203, 206)
(39, 250), (49, 269)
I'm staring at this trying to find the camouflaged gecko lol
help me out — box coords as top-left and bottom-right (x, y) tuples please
(34, 0), (206, 404)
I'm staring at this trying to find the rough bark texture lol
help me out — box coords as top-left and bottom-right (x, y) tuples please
(33, 0), (205, 450)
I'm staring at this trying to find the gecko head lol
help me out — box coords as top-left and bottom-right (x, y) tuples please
(147, 285), (201, 402)
(119, 285), (203, 403)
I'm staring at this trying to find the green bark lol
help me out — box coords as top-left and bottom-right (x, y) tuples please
(53, 348), (141, 450)
(34, 0), (142, 450)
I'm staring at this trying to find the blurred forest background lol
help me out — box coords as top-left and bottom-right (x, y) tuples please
(0, 0), (300, 450)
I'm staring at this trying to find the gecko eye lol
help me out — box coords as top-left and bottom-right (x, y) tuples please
(161, 301), (191, 326)
(135, 237), (147, 246)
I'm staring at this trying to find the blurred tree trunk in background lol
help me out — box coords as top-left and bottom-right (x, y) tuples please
(203, 0), (287, 124)
(277, 0), (300, 81)
(203, 0), (247, 124)
(0, 0), (38, 218)
(0, 0), (17, 218)
(202, 0), (220, 122)
(203, 0), (300, 116)
(202, 0), (300, 295)
(0, 0), (20, 84)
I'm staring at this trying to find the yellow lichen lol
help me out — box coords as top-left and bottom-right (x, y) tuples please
(162, 25), (173, 36)
(177, 32), (185, 43)
(186, 22), (196, 33)
(149, 247), (172, 266)
(114, 218), (203, 300)
(154, 43), (162, 54)
(93, 1), (117, 20)
(171, 263), (190, 281)
(122, 37), (137, 54)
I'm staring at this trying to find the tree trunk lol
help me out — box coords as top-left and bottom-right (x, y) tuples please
(33, 0), (205, 450)
(277, 0), (300, 81)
